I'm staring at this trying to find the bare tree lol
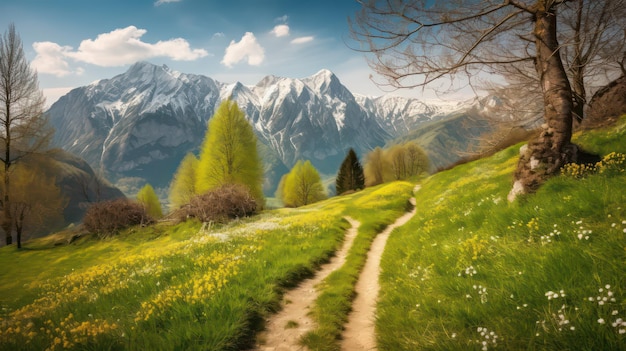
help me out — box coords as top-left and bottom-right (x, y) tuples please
(486, 0), (626, 124)
(560, 0), (626, 121)
(350, 0), (618, 200)
(0, 24), (52, 245)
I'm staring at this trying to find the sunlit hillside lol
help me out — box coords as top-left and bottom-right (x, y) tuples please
(0, 116), (625, 351)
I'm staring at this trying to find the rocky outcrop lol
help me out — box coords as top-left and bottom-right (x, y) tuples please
(586, 75), (626, 127)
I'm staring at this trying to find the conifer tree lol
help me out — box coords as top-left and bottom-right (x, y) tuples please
(196, 100), (264, 207)
(335, 148), (365, 195)
(169, 152), (198, 209)
(281, 160), (326, 207)
(137, 184), (162, 219)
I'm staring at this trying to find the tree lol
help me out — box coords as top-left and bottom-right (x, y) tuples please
(336, 148), (365, 195)
(280, 160), (326, 207)
(169, 152), (198, 209)
(388, 145), (408, 181)
(559, 0), (626, 122)
(137, 184), (162, 219)
(0, 164), (66, 248)
(364, 146), (388, 187)
(482, 0), (626, 126)
(196, 100), (264, 207)
(0, 24), (52, 245)
(350, 0), (607, 200)
(405, 143), (430, 177)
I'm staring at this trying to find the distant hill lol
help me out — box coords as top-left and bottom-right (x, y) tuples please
(386, 111), (493, 171)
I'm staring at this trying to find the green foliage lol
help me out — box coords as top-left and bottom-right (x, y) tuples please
(280, 160), (326, 207)
(364, 142), (429, 185)
(363, 146), (388, 187)
(168, 152), (198, 209)
(137, 184), (162, 219)
(195, 100), (264, 207)
(335, 148), (365, 195)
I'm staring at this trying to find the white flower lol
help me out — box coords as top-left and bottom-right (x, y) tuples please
(598, 318), (605, 324)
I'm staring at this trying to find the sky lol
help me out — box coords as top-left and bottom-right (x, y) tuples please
(0, 0), (471, 106)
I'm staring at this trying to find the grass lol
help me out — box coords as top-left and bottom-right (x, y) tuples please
(2, 116), (624, 351)
(376, 116), (626, 350)
(0, 181), (413, 351)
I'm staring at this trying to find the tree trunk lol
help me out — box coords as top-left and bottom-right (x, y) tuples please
(509, 5), (575, 201)
(2, 162), (11, 246)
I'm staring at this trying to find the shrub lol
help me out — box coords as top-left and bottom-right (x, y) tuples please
(176, 183), (257, 223)
(83, 198), (153, 238)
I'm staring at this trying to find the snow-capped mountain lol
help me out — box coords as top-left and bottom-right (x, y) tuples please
(47, 61), (468, 194)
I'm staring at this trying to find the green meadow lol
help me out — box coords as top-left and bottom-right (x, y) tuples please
(0, 116), (625, 350)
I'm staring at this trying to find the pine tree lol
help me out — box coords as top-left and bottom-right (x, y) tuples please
(137, 184), (162, 219)
(196, 100), (264, 207)
(169, 152), (198, 209)
(335, 148), (365, 195)
(281, 160), (326, 207)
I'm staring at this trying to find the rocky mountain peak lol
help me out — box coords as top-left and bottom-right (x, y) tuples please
(47, 61), (469, 196)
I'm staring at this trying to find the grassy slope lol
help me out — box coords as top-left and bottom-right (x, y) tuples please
(0, 181), (413, 351)
(377, 116), (626, 350)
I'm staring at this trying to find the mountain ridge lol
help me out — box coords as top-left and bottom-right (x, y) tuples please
(47, 61), (475, 196)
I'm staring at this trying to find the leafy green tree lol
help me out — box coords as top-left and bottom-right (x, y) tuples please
(169, 152), (198, 209)
(404, 143), (429, 177)
(364, 146), (389, 187)
(196, 100), (263, 207)
(387, 143), (430, 180)
(137, 184), (162, 219)
(336, 148), (365, 195)
(281, 160), (326, 207)
(388, 145), (408, 181)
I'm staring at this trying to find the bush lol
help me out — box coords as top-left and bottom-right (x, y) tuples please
(176, 183), (257, 223)
(83, 198), (153, 238)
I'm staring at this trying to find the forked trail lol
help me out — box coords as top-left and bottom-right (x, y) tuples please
(255, 217), (361, 351)
(341, 185), (420, 351)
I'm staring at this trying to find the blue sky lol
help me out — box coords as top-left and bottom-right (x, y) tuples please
(1, 0), (462, 105)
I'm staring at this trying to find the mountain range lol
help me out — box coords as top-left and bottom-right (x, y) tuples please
(47, 61), (481, 197)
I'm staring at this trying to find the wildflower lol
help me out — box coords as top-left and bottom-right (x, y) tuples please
(598, 318), (605, 324)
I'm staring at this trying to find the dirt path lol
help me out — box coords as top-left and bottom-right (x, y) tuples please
(340, 185), (420, 351)
(255, 217), (361, 351)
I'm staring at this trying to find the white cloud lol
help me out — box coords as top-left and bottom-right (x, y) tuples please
(31, 42), (76, 77)
(271, 24), (290, 38)
(32, 26), (208, 75)
(154, 0), (182, 6)
(67, 26), (208, 66)
(291, 36), (314, 45)
(221, 32), (265, 68)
